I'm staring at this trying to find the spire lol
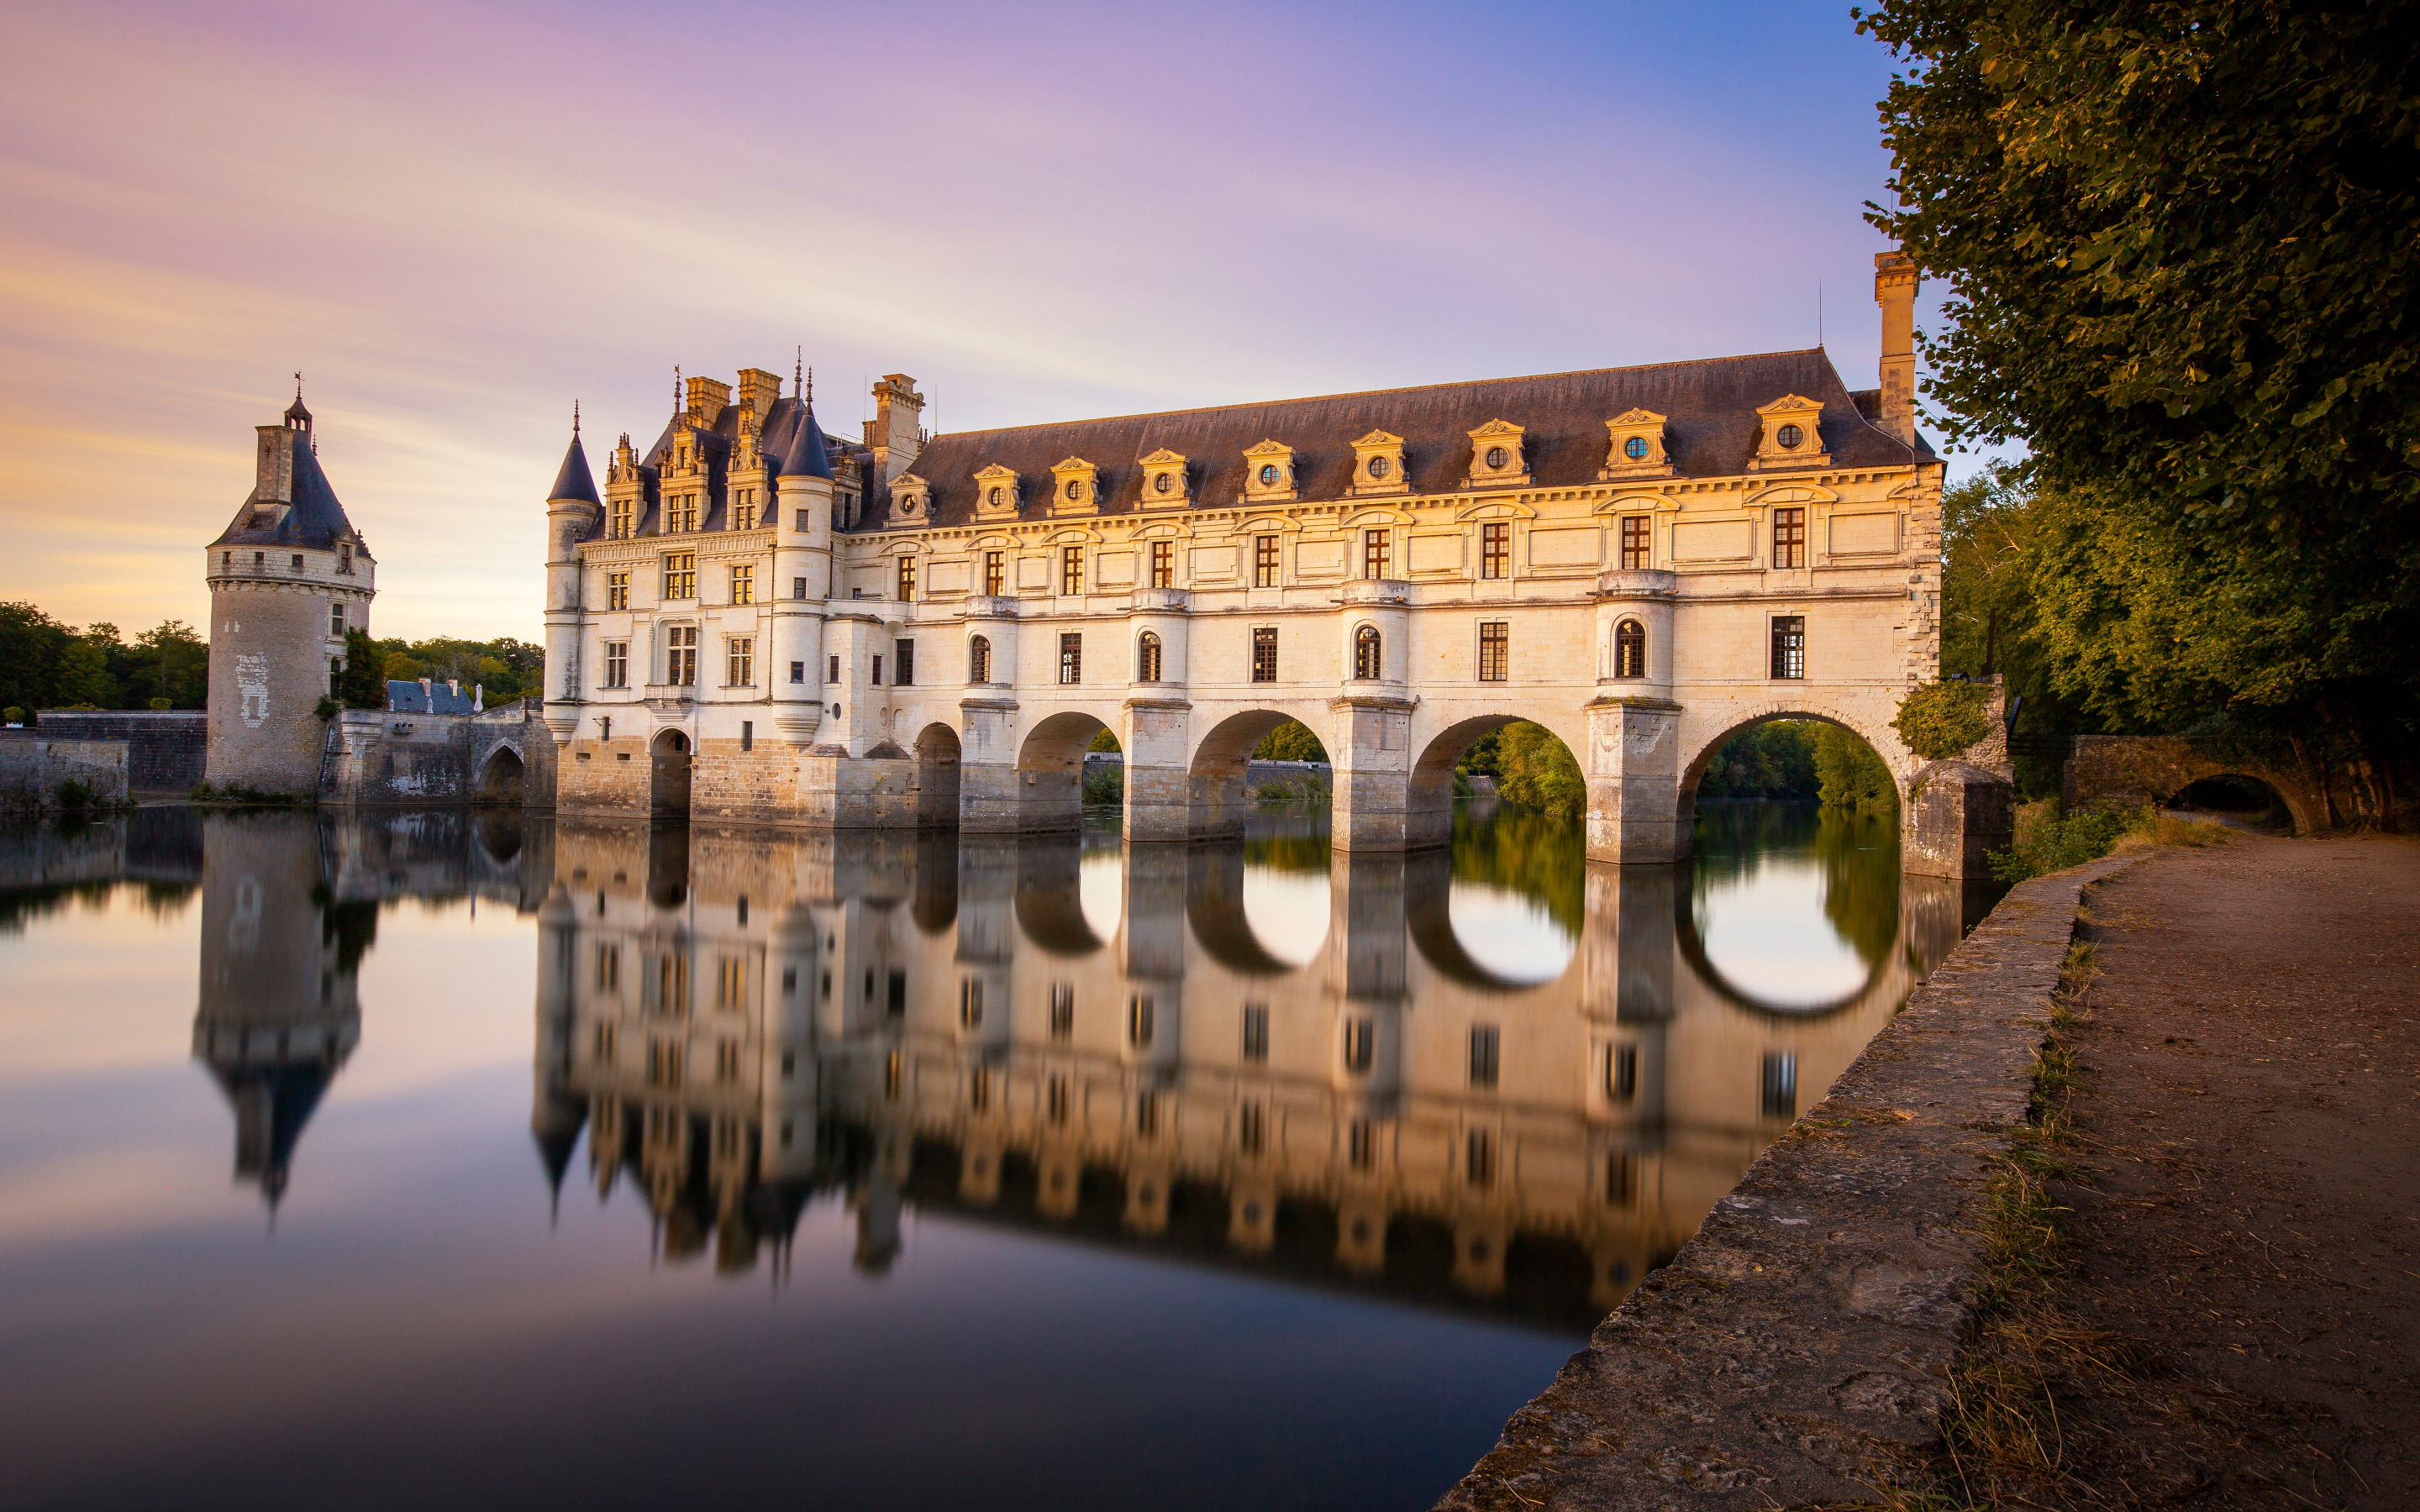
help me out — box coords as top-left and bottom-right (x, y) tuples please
(778, 380), (833, 480)
(673, 365), (683, 419)
(284, 371), (312, 429)
(550, 412), (600, 504)
(794, 346), (802, 398)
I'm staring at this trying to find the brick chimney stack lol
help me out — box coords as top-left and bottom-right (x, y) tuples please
(1874, 250), (1921, 446)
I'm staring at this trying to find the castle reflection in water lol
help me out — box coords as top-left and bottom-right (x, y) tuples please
(17, 805), (1983, 1331)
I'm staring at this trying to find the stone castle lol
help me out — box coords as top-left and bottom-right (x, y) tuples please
(539, 254), (1975, 867)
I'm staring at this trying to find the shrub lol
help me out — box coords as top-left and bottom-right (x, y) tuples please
(3, 706), (24, 726)
(1081, 762), (1123, 806)
(1892, 680), (1991, 761)
(57, 780), (93, 811)
(314, 695), (340, 720)
(1252, 721), (1328, 763)
(148, 697), (171, 711)
(1990, 800), (2234, 880)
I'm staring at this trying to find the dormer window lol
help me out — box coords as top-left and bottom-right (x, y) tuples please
(1242, 440), (1296, 502)
(1349, 431), (1408, 496)
(1750, 396), (1831, 470)
(1465, 420), (1528, 488)
(1050, 457), (1100, 516)
(973, 464), (1021, 521)
(1139, 449), (1189, 507)
(891, 473), (932, 519)
(1602, 409), (1672, 479)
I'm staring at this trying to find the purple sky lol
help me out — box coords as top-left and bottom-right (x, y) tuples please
(1, 0), (1971, 641)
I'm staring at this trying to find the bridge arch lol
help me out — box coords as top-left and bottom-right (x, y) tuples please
(649, 727), (692, 818)
(913, 721), (961, 829)
(1011, 709), (1119, 833)
(475, 741), (526, 806)
(1184, 706), (1334, 840)
(1406, 711), (1589, 850)
(1677, 704), (1904, 820)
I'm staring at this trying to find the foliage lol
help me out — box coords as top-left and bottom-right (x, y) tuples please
(1252, 771), (1331, 809)
(0, 603), (209, 714)
(339, 629), (387, 709)
(1496, 721), (1585, 817)
(314, 695), (339, 720)
(1080, 761), (1123, 806)
(1086, 727), (1121, 753)
(1989, 799), (2232, 881)
(1893, 680), (1990, 761)
(1691, 805), (1902, 971)
(384, 653), (426, 681)
(1861, 0), (2420, 814)
(1455, 727), (1502, 777)
(1251, 720), (1328, 763)
(4, 708), (24, 726)
(56, 780), (93, 811)
(1814, 724), (1896, 810)
(1697, 720), (1818, 800)
(368, 636), (543, 700)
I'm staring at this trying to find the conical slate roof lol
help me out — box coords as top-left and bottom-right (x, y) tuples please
(208, 433), (367, 553)
(777, 401), (833, 480)
(550, 428), (600, 504)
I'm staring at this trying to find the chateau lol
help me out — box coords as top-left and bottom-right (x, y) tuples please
(543, 254), (1956, 865)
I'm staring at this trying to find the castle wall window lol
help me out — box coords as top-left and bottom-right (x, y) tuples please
(1481, 522), (1509, 579)
(1614, 619), (1647, 679)
(1050, 981), (1074, 1038)
(1608, 1043), (1639, 1102)
(828, 654), (839, 684)
(792, 575), (807, 600)
(729, 564), (754, 605)
(669, 493), (698, 533)
(1466, 1129), (1495, 1187)
(291, 554), (303, 570)
(725, 637), (754, 686)
(338, 542), (353, 575)
(608, 572), (629, 610)
(610, 500), (634, 538)
(1128, 994), (1155, 1049)
(666, 627), (697, 686)
(1238, 1100), (1265, 1156)
(897, 556), (916, 601)
(969, 635), (992, 684)
(597, 944), (620, 993)
(794, 509), (809, 532)
(1349, 1118), (1376, 1170)
(1343, 1017), (1373, 1073)
(893, 639), (914, 687)
(960, 977), (984, 1029)
(1770, 616), (1806, 680)
(329, 657), (342, 694)
(1362, 529), (1392, 579)
(1354, 624), (1382, 680)
(1048, 1077), (1070, 1126)
(741, 721), (753, 752)
(1252, 627), (1278, 683)
(871, 655), (882, 686)
(789, 660), (805, 685)
(1469, 1024), (1500, 1089)
(984, 551), (1005, 596)
(1761, 1053), (1798, 1118)
(1254, 533), (1279, 587)
(663, 553), (696, 600)
(1060, 546), (1084, 596)
(329, 602), (345, 635)
(734, 492), (758, 531)
(1621, 514), (1651, 569)
(1478, 621), (1509, 682)
(1242, 1003), (1269, 1062)
(1772, 507), (1807, 569)
(1136, 631), (1163, 683)
(1150, 539), (1173, 589)
(1058, 633), (1082, 685)
(603, 641), (629, 689)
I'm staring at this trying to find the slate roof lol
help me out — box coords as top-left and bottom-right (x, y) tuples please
(209, 433), (369, 553)
(387, 680), (477, 715)
(550, 429), (600, 504)
(581, 394), (869, 542)
(858, 348), (1923, 533)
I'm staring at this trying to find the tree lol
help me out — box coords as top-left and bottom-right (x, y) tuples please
(129, 620), (208, 708)
(340, 629), (387, 709)
(1497, 722), (1586, 816)
(1860, 0), (2420, 768)
(54, 637), (113, 708)
(0, 602), (71, 713)
(1813, 725), (1895, 811)
(1251, 721), (1328, 763)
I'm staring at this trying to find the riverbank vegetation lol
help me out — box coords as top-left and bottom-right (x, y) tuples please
(1, 603), (208, 715)
(1862, 0), (2419, 826)
(1699, 720), (1896, 811)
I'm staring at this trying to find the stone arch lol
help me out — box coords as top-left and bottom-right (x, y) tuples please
(475, 741), (525, 806)
(1402, 848), (1580, 994)
(1405, 711), (1589, 850)
(913, 721), (961, 829)
(1011, 709), (1118, 833)
(1678, 703), (1904, 815)
(2064, 736), (2321, 836)
(650, 727), (693, 819)
(1186, 706), (1334, 840)
(1183, 841), (1320, 977)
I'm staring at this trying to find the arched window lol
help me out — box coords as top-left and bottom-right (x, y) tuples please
(1353, 624), (1381, 680)
(968, 634), (992, 685)
(1614, 618), (1647, 680)
(1136, 630), (1163, 683)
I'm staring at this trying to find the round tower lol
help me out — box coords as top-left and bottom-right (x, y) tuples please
(542, 411), (601, 746)
(204, 390), (376, 795)
(771, 371), (834, 748)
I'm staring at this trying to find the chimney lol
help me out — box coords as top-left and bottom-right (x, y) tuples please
(1874, 250), (1921, 446)
(253, 426), (297, 506)
(872, 373), (924, 485)
(734, 368), (783, 425)
(684, 375), (732, 429)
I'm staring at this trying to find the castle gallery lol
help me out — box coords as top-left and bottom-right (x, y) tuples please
(209, 254), (1946, 864)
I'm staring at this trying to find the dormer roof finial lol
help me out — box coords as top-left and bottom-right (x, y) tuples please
(794, 346), (802, 398)
(572, 400), (581, 437)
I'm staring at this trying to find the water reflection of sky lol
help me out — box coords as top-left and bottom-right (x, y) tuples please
(1445, 884), (1573, 985)
(1691, 858), (1870, 1008)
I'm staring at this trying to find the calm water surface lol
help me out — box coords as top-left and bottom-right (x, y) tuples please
(0, 802), (1995, 1511)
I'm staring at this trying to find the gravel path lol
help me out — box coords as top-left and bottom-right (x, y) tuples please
(2047, 835), (2420, 1508)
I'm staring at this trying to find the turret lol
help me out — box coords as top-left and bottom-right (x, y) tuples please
(771, 369), (833, 748)
(542, 411), (600, 744)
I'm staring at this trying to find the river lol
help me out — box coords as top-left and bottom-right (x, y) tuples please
(0, 801), (1997, 1510)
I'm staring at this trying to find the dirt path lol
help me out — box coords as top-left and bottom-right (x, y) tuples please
(2027, 835), (2420, 1509)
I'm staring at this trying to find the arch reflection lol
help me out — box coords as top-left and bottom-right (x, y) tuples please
(529, 817), (1996, 1327)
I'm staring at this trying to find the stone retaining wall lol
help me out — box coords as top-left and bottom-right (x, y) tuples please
(1434, 854), (2138, 1511)
(0, 738), (131, 812)
(28, 711), (207, 794)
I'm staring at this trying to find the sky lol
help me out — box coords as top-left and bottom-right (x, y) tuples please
(0, 0), (1973, 643)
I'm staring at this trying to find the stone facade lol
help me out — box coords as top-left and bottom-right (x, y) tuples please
(203, 394), (376, 795)
(544, 258), (1965, 866)
(24, 710), (207, 794)
(319, 698), (557, 807)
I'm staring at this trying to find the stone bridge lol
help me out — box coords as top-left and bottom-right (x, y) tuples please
(2064, 733), (2326, 834)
